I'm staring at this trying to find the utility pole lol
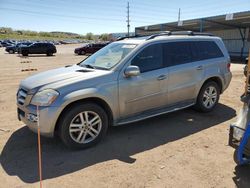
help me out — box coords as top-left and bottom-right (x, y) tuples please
(126, 1), (130, 37)
(178, 8), (181, 22)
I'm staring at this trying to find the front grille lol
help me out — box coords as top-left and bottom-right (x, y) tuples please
(17, 88), (28, 105)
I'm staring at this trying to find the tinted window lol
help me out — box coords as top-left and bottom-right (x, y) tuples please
(163, 41), (224, 67)
(163, 42), (192, 67)
(36, 43), (45, 47)
(131, 44), (163, 73)
(191, 41), (224, 61)
(32, 43), (40, 47)
(47, 43), (53, 47)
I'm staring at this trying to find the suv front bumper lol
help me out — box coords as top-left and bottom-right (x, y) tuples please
(17, 103), (61, 137)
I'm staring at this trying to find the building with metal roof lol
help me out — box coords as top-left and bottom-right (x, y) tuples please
(135, 11), (250, 61)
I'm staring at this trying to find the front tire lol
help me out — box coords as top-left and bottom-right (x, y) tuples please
(58, 103), (108, 149)
(194, 81), (220, 112)
(9, 49), (14, 54)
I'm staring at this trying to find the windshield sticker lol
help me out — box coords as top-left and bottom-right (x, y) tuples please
(122, 44), (136, 48)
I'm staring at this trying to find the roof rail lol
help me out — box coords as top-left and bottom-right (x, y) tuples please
(146, 31), (214, 40)
(171, 31), (214, 36)
(146, 31), (171, 40)
(117, 31), (214, 41)
(171, 31), (193, 35)
(116, 35), (139, 41)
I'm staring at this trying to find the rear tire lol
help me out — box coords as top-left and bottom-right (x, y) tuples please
(9, 49), (14, 54)
(46, 51), (53, 56)
(194, 81), (220, 112)
(58, 103), (108, 149)
(22, 51), (28, 56)
(79, 50), (85, 55)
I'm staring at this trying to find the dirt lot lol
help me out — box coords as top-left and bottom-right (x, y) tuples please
(0, 44), (249, 188)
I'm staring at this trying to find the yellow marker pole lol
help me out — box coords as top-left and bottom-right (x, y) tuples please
(36, 105), (43, 188)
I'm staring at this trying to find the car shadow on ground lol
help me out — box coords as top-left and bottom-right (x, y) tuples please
(1, 103), (236, 183)
(233, 165), (250, 188)
(15, 54), (56, 58)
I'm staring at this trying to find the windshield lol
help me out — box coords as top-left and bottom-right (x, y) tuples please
(79, 42), (137, 70)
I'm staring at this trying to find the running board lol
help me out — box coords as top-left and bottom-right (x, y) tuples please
(116, 102), (195, 126)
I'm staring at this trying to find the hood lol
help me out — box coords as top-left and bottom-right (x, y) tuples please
(20, 65), (109, 91)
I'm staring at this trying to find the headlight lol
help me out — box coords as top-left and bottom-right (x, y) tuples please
(31, 89), (59, 106)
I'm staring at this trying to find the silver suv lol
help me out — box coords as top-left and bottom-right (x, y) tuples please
(17, 31), (232, 149)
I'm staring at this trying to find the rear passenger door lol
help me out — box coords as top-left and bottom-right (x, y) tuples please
(28, 43), (37, 54)
(164, 41), (204, 106)
(33, 43), (43, 54)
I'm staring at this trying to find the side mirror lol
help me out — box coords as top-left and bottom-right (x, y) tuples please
(124, 66), (140, 77)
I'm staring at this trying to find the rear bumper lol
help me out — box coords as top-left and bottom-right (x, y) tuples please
(222, 72), (232, 92)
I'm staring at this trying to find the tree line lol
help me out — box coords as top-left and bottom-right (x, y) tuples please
(0, 27), (110, 41)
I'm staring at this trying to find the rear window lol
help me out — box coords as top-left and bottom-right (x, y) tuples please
(191, 41), (224, 61)
(163, 40), (224, 67)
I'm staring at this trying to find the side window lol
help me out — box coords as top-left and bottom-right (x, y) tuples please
(192, 41), (224, 61)
(131, 44), (163, 73)
(163, 42), (192, 67)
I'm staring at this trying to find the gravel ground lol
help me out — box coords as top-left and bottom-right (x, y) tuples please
(0, 44), (249, 188)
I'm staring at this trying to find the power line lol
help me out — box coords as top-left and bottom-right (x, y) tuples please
(0, 7), (162, 26)
(0, 7), (125, 22)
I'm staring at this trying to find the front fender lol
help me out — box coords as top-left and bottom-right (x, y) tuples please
(54, 87), (118, 122)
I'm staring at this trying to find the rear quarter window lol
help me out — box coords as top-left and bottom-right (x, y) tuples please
(191, 41), (224, 61)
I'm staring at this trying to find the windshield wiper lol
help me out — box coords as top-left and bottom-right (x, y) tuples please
(84, 64), (95, 69)
(80, 64), (109, 70)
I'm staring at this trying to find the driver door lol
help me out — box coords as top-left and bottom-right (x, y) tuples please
(118, 43), (168, 118)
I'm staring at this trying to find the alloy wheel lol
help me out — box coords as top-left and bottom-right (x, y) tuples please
(69, 111), (102, 144)
(202, 86), (217, 109)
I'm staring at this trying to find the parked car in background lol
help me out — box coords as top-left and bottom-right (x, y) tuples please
(74, 42), (109, 55)
(5, 42), (32, 54)
(17, 31), (232, 149)
(1, 41), (13, 47)
(19, 42), (57, 56)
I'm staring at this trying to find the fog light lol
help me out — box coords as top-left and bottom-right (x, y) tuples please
(27, 113), (38, 122)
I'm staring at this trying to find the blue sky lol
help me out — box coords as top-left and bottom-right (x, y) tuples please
(0, 0), (249, 35)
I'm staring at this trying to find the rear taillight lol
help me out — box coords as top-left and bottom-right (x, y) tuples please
(227, 63), (231, 72)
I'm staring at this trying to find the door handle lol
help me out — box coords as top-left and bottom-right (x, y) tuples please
(196, 65), (203, 70)
(157, 75), (167, 80)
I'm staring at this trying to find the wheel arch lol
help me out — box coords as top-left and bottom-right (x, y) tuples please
(201, 76), (223, 94)
(54, 97), (114, 135)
